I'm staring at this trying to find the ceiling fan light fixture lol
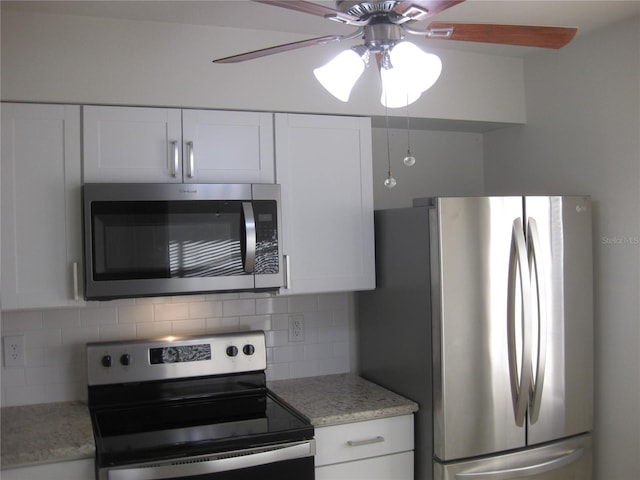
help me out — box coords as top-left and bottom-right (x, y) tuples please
(380, 65), (422, 108)
(380, 41), (442, 108)
(313, 47), (370, 102)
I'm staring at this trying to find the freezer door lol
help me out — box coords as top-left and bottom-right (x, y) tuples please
(524, 197), (593, 445)
(434, 433), (592, 480)
(432, 197), (526, 461)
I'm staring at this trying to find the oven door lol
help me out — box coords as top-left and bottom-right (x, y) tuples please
(101, 440), (315, 480)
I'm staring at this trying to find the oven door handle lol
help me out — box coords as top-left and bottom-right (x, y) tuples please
(107, 440), (315, 480)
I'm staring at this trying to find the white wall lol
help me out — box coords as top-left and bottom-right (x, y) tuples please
(371, 127), (484, 209)
(484, 15), (640, 480)
(0, 9), (525, 124)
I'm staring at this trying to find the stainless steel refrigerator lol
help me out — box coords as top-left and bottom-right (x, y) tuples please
(357, 196), (593, 480)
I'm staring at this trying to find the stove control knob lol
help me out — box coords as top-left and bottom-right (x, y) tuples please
(101, 355), (112, 368)
(243, 344), (255, 356)
(226, 346), (238, 357)
(120, 354), (131, 366)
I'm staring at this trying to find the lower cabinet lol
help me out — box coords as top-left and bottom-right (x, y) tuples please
(315, 415), (414, 480)
(1, 458), (94, 480)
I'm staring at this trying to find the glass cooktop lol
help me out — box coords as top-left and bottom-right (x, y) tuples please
(91, 390), (313, 467)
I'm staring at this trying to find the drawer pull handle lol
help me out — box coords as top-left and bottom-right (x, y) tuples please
(347, 436), (385, 447)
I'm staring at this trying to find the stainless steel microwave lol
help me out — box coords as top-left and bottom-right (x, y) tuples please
(82, 183), (283, 300)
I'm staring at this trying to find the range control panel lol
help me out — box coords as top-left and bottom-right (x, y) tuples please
(87, 331), (266, 386)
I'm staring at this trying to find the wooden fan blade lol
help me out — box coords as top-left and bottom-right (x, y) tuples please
(212, 35), (343, 63)
(253, 0), (361, 24)
(426, 22), (578, 49)
(393, 1), (465, 22)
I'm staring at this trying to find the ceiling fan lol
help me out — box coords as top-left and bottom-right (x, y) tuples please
(212, 1), (577, 110)
(211, 0), (578, 64)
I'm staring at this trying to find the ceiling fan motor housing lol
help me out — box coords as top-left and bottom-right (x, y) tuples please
(364, 21), (404, 51)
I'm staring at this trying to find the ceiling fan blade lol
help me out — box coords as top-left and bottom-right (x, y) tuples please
(212, 35), (343, 63)
(426, 22), (578, 49)
(393, 1), (465, 22)
(253, 0), (362, 24)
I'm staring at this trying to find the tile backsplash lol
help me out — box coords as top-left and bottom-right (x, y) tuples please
(0, 292), (353, 407)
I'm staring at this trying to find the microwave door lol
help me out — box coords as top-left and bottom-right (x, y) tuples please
(85, 198), (255, 299)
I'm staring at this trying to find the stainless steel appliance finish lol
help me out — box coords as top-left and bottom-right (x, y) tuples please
(87, 331), (314, 480)
(357, 196), (593, 480)
(433, 434), (592, 480)
(82, 183), (283, 300)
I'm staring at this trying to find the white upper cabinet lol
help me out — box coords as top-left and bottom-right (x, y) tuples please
(1, 103), (84, 309)
(83, 106), (182, 183)
(275, 113), (375, 295)
(83, 106), (274, 184)
(181, 109), (274, 183)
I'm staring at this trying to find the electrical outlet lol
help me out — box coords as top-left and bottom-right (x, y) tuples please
(288, 315), (304, 342)
(3, 335), (25, 367)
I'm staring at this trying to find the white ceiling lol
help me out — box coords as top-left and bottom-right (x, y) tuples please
(3, 0), (640, 57)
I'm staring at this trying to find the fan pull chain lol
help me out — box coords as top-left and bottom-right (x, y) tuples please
(403, 98), (416, 166)
(383, 94), (396, 189)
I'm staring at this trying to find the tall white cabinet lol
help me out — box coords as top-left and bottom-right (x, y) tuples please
(275, 113), (375, 295)
(83, 106), (274, 183)
(1, 103), (84, 309)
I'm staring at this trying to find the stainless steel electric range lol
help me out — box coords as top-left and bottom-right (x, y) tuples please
(87, 331), (314, 480)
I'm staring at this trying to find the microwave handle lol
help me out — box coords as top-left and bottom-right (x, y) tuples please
(242, 202), (256, 273)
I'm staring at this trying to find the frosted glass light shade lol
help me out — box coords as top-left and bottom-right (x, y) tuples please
(380, 41), (442, 108)
(314, 49), (366, 102)
(380, 66), (422, 108)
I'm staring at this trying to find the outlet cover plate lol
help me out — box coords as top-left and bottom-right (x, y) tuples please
(288, 315), (304, 342)
(3, 335), (25, 367)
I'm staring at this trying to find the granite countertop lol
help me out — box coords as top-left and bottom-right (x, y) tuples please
(269, 373), (419, 427)
(0, 401), (95, 469)
(1, 374), (417, 469)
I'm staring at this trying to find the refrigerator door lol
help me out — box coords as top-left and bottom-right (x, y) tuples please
(433, 197), (527, 461)
(524, 196), (593, 445)
(433, 433), (592, 480)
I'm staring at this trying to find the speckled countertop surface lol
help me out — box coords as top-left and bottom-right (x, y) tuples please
(269, 373), (419, 427)
(0, 401), (95, 468)
(1, 374), (417, 469)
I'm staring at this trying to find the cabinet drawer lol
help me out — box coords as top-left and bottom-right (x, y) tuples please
(316, 451), (413, 480)
(315, 415), (414, 467)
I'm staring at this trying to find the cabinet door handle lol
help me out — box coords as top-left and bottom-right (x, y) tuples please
(72, 262), (79, 301)
(186, 141), (195, 178)
(283, 255), (291, 290)
(347, 436), (385, 447)
(170, 141), (179, 177)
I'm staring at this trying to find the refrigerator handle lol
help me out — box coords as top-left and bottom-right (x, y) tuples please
(507, 218), (533, 427)
(527, 217), (547, 424)
(455, 447), (584, 479)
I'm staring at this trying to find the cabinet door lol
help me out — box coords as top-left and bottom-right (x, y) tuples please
(83, 105), (182, 182)
(182, 109), (274, 183)
(1, 103), (84, 309)
(275, 113), (375, 295)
